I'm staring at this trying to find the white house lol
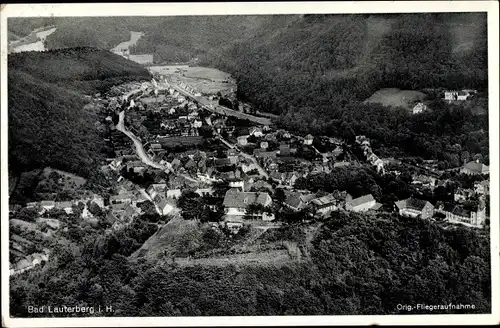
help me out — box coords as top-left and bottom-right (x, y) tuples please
(56, 201), (73, 214)
(237, 135), (249, 146)
(81, 205), (93, 219)
(229, 180), (245, 189)
(195, 188), (215, 197)
(412, 102), (428, 114)
(166, 189), (182, 199)
(444, 90), (472, 102)
(197, 173), (223, 184)
(311, 194), (338, 215)
(109, 158), (123, 171)
(250, 127), (264, 137)
(438, 201), (486, 227)
(146, 184), (167, 199)
(156, 197), (174, 216)
(241, 162), (257, 173)
(304, 134), (314, 145)
(474, 180), (489, 195)
(40, 200), (56, 213)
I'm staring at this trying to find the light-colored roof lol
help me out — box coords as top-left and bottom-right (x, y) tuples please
(349, 194), (375, 207)
(223, 192), (271, 209)
(56, 201), (73, 209)
(464, 161), (489, 173)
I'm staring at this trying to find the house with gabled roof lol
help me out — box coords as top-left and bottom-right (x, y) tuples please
(254, 149), (278, 159)
(311, 194), (339, 215)
(110, 191), (134, 205)
(241, 161), (257, 174)
(156, 196), (174, 215)
(412, 174), (437, 189)
(285, 192), (316, 212)
(223, 191), (274, 220)
(184, 159), (197, 171)
(55, 201), (73, 214)
(346, 194), (380, 212)
(270, 171), (286, 184)
(437, 199), (486, 227)
(287, 172), (301, 185)
(171, 158), (182, 171)
(303, 134), (314, 145)
(249, 127), (264, 137)
(10, 249), (50, 276)
(394, 197), (434, 220)
(40, 200), (56, 212)
(146, 183), (167, 200)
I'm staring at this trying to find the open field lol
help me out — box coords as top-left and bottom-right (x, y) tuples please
(149, 65), (236, 95)
(129, 213), (202, 260)
(182, 66), (232, 81)
(42, 167), (87, 189)
(363, 88), (426, 110)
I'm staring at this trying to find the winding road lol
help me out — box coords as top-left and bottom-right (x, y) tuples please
(205, 117), (269, 179)
(116, 110), (172, 172)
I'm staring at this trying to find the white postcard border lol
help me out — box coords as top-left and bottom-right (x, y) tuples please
(1, 1), (499, 327)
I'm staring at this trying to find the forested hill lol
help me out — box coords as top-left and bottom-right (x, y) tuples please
(8, 14), (489, 166)
(10, 212), (491, 316)
(205, 13), (487, 111)
(8, 48), (151, 178)
(203, 13), (489, 166)
(33, 14), (487, 103)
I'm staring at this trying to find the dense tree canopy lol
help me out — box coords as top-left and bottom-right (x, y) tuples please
(10, 212), (490, 316)
(8, 49), (151, 179)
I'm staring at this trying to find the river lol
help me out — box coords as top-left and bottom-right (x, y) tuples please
(111, 31), (144, 54)
(11, 27), (57, 53)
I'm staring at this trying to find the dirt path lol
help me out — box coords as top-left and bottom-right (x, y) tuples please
(167, 249), (300, 268)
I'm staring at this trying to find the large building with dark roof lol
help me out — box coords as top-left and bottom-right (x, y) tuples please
(395, 198), (434, 219)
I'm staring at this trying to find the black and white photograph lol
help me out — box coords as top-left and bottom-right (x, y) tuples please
(1, 2), (499, 326)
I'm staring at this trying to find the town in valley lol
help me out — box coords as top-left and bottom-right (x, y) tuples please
(6, 12), (493, 317)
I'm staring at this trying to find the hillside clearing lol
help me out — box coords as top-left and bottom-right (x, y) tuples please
(42, 167), (87, 189)
(363, 88), (426, 110)
(150, 65), (236, 95)
(129, 213), (202, 261)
